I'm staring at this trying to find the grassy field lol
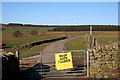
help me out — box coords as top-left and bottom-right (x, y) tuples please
(92, 31), (118, 44)
(2, 27), (57, 40)
(66, 31), (118, 50)
(3, 33), (65, 56)
(19, 43), (49, 58)
(66, 37), (87, 50)
(66, 31), (118, 55)
(3, 33), (65, 48)
(2, 27), (55, 35)
(2, 26), (118, 59)
(2, 27), (66, 47)
(2, 27), (66, 57)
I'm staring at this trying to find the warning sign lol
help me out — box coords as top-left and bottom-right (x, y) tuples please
(55, 52), (73, 70)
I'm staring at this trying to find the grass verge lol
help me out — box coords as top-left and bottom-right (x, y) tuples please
(19, 43), (49, 58)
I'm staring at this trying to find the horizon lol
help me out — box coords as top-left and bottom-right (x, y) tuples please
(1, 23), (118, 26)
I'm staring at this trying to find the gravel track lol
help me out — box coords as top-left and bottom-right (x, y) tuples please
(19, 36), (84, 80)
(42, 37), (78, 64)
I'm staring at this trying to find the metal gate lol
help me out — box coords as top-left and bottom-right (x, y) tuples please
(16, 50), (89, 77)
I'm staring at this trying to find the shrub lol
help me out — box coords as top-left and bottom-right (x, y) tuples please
(30, 30), (38, 35)
(13, 30), (23, 38)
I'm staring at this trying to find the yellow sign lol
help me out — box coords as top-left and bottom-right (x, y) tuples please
(55, 52), (73, 70)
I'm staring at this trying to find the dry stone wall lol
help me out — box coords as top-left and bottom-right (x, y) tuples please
(5, 37), (67, 52)
(86, 36), (119, 78)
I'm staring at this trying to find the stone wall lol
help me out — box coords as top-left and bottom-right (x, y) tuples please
(86, 36), (119, 78)
(5, 37), (67, 52)
(85, 35), (120, 78)
(0, 50), (18, 80)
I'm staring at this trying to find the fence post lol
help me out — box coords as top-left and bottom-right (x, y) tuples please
(84, 50), (85, 70)
(40, 53), (42, 76)
(87, 51), (89, 77)
(16, 51), (20, 71)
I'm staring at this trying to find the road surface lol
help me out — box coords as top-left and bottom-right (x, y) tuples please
(19, 36), (86, 80)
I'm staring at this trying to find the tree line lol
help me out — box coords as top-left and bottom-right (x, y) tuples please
(49, 26), (118, 31)
(2, 23), (118, 28)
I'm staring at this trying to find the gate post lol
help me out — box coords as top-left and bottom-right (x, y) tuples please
(40, 53), (43, 76)
(87, 51), (89, 77)
(16, 51), (20, 71)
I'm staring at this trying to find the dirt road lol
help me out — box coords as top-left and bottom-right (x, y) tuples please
(41, 36), (78, 64)
(19, 36), (82, 80)
(20, 36), (78, 65)
(42, 36), (78, 52)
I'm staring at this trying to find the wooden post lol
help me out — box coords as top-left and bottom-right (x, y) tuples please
(93, 38), (96, 46)
(16, 51), (20, 71)
(90, 26), (92, 48)
(90, 35), (92, 48)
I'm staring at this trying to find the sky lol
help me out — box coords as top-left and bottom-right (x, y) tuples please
(2, 2), (118, 25)
(1, 0), (120, 2)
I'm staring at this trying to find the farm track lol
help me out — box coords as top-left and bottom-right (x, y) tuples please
(19, 36), (86, 80)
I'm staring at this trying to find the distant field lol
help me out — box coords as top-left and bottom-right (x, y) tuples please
(2, 27), (55, 35)
(3, 33), (65, 48)
(3, 29), (118, 50)
(2, 27), (65, 47)
(2, 26), (118, 58)
(92, 31), (118, 44)
(66, 31), (118, 50)
(2, 27), (56, 39)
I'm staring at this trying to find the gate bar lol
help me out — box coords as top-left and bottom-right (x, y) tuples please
(38, 70), (86, 74)
(42, 73), (86, 77)
(20, 50), (85, 54)
(18, 50), (87, 77)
